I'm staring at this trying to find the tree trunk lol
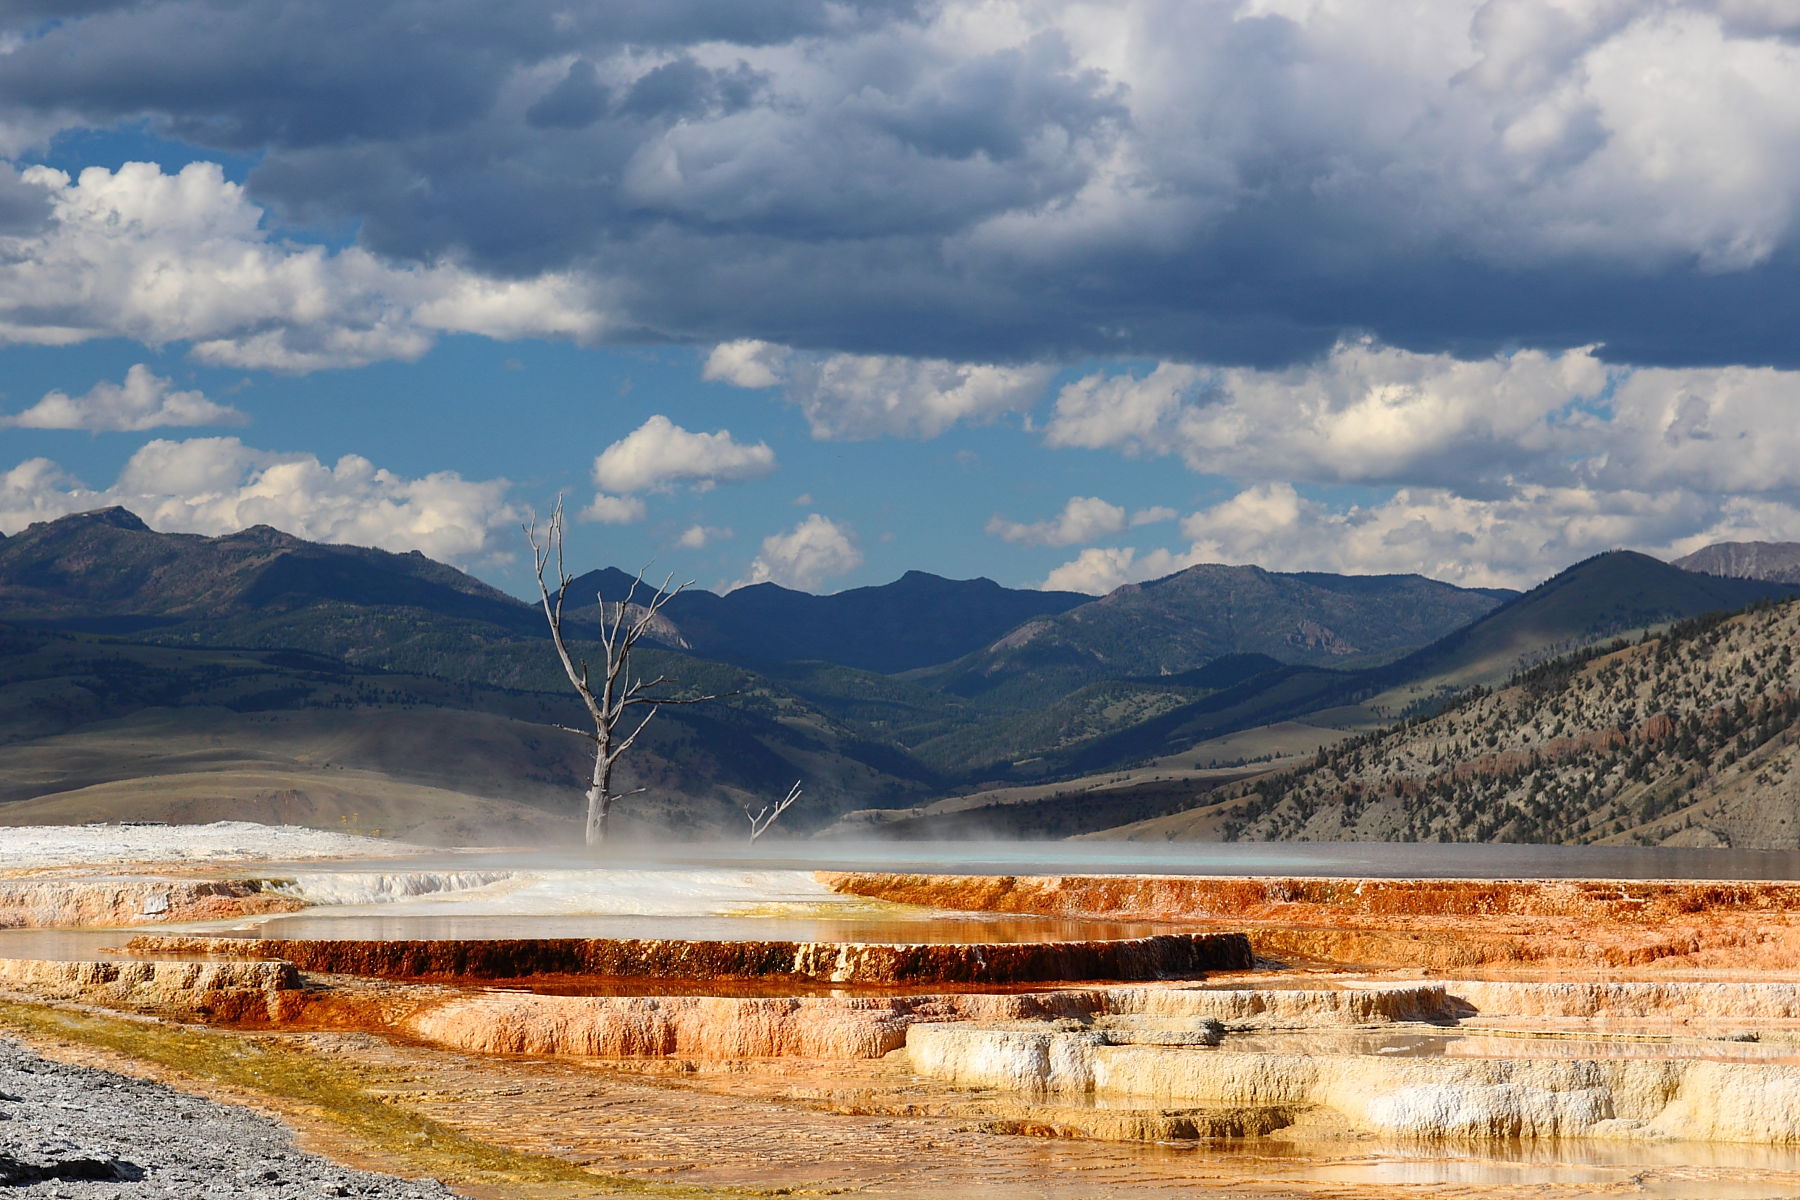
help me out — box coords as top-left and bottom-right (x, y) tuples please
(585, 787), (609, 845)
(586, 740), (614, 846)
(526, 501), (718, 849)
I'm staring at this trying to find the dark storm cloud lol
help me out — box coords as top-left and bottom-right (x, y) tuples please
(525, 61), (610, 130)
(5, 0), (1800, 370)
(0, 165), (52, 235)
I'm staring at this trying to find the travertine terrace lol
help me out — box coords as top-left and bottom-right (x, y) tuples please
(11, 837), (1800, 1198)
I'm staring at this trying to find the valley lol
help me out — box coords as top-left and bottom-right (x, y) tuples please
(4, 507), (1800, 848)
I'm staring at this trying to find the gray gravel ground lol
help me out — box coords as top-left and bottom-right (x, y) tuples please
(0, 1037), (466, 1198)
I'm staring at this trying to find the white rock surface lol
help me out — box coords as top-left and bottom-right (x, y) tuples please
(0, 822), (426, 871)
(906, 1025), (1800, 1144)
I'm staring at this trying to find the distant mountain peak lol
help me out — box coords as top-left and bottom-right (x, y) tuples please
(1674, 540), (1800, 586)
(48, 506), (151, 533)
(217, 523), (304, 549)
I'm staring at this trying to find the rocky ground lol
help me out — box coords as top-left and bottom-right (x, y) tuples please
(0, 1037), (464, 1199)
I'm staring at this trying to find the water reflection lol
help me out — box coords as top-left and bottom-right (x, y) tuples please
(236, 910), (1170, 944)
(240, 838), (1800, 881)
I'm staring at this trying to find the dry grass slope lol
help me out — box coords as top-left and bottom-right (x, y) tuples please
(1119, 597), (1800, 848)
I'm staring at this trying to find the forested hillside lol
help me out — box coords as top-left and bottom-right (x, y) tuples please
(1139, 598), (1800, 849)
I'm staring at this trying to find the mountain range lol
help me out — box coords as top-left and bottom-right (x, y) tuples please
(4, 508), (1798, 845)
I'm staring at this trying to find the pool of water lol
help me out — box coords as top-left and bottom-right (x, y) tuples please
(229, 910), (1176, 943)
(240, 838), (1800, 882)
(1206, 1136), (1800, 1198)
(231, 863), (1177, 943)
(0, 863), (1183, 956)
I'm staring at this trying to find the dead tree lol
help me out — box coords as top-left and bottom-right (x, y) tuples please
(526, 498), (719, 846)
(747, 780), (803, 842)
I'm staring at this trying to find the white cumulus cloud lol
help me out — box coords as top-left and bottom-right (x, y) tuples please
(580, 493), (647, 524)
(702, 339), (789, 389)
(1044, 341), (1607, 487)
(1038, 479), (1800, 594)
(591, 414), (776, 494)
(0, 161), (610, 371)
(677, 524), (732, 549)
(734, 513), (862, 592)
(705, 340), (1053, 439)
(987, 495), (1128, 547)
(1041, 546), (1190, 595)
(1, 364), (244, 431)
(0, 437), (518, 564)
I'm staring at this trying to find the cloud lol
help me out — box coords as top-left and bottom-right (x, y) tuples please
(1042, 546), (1187, 595)
(1131, 505), (1177, 526)
(1, 363), (244, 431)
(10, 2), (1800, 367)
(1043, 364), (1204, 455)
(0, 161), (609, 370)
(1170, 482), (1727, 590)
(702, 339), (787, 389)
(734, 513), (861, 592)
(591, 414), (775, 493)
(1044, 343), (1608, 488)
(677, 523), (732, 549)
(0, 436), (519, 563)
(580, 493), (647, 524)
(1038, 480), (1800, 593)
(706, 340), (1052, 439)
(986, 495), (1127, 547)
(1040, 339), (1800, 505)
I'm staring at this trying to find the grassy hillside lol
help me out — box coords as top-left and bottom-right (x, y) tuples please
(0, 625), (939, 841)
(1111, 596), (1800, 849)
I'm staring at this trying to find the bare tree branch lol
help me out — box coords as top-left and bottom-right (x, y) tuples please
(747, 780), (804, 842)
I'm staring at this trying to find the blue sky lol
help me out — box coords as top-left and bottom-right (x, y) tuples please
(4, 2), (1800, 598)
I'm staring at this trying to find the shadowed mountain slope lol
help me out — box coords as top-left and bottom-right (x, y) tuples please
(566, 567), (1090, 673)
(1359, 550), (1799, 709)
(910, 564), (1514, 710)
(0, 508), (537, 635)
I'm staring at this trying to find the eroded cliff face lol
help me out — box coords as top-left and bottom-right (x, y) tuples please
(1449, 979), (1800, 1023)
(819, 872), (1800, 923)
(396, 983), (1460, 1061)
(0, 878), (301, 929)
(819, 872), (1800, 971)
(402, 990), (1101, 1059)
(124, 931), (1253, 985)
(0, 957), (303, 1022)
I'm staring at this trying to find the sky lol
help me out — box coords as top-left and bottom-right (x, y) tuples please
(2, 0), (1799, 599)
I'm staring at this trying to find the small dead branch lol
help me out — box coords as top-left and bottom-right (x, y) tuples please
(747, 781), (803, 842)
